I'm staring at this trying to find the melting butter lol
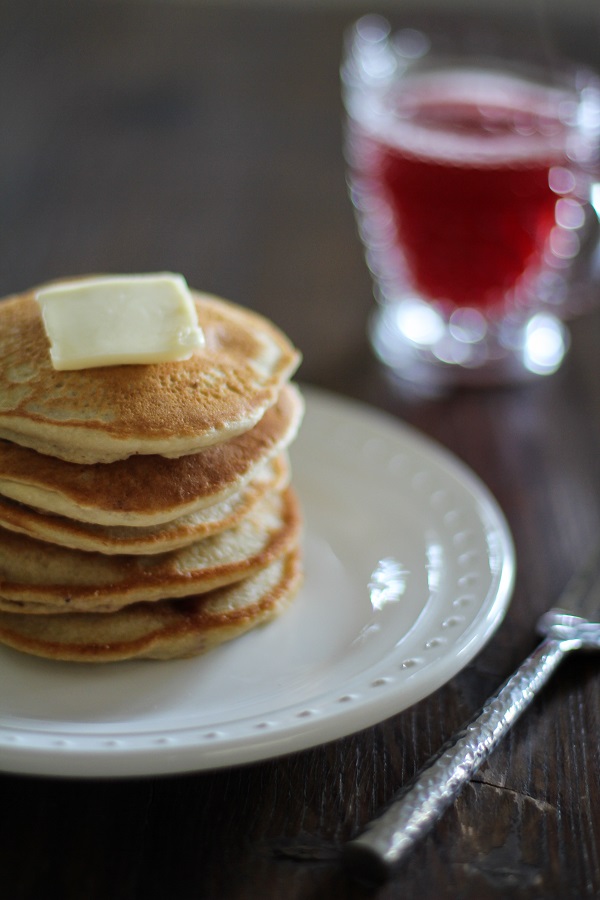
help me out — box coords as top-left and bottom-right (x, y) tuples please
(35, 273), (205, 370)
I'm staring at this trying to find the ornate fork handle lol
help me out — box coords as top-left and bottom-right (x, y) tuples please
(343, 631), (578, 884)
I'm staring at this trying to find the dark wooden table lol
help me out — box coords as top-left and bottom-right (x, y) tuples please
(2, 2), (600, 897)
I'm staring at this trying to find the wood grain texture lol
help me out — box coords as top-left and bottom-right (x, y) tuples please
(2, 1), (600, 897)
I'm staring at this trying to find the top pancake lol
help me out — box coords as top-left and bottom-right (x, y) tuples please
(0, 286), (301, 463)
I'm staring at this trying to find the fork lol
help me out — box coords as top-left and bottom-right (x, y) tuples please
(342, 548), (600, 884)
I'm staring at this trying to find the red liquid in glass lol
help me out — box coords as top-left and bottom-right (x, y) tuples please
(357, 71), (572, 312)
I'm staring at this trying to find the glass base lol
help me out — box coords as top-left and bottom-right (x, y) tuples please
(370, 299), (570, 395)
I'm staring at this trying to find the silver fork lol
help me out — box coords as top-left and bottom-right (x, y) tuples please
(343, 548), (600, 884)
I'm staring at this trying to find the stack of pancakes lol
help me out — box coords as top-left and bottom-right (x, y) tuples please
(0, 285), (304, 662)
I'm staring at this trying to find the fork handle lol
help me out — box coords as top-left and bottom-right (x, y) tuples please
(343, 637), (568, 884)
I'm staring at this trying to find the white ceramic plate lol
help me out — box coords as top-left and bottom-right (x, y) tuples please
(0, 386), (515, 778)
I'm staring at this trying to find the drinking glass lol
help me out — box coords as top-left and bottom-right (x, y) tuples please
(342, 15), (600, 391)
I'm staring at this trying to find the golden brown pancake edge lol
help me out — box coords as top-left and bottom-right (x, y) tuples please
(0, 383), (303, 525)
(0, 487), (302, 614)
(0, 549), (303, 662)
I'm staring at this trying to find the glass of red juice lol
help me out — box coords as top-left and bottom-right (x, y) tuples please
(342, 16), (600, 391)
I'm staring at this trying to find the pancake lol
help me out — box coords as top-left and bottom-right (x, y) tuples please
(0, 383), (303, 526)
(0, 288), (301, 463)
(0, 487), (300, 614)
(0, 454), (289, 554)
(0, 549), (302, 662)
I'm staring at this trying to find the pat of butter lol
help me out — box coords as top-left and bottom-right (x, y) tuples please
(35, 273), (205, 370)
